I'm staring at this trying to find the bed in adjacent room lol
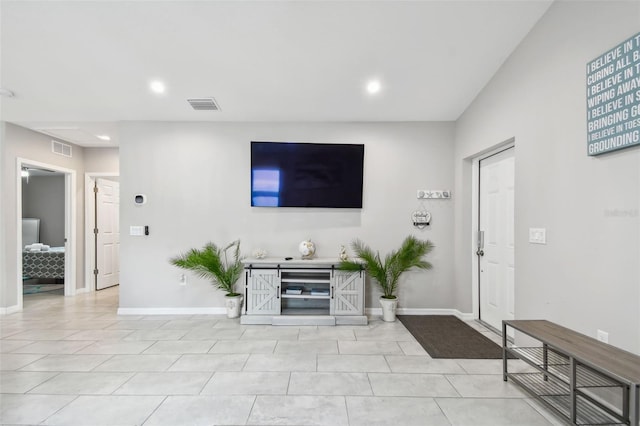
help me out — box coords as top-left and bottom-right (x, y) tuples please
(23, 246), (65, 280)
(22, 218), (65, 280)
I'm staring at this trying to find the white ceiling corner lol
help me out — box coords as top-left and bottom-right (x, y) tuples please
(0, 0), (554, 147)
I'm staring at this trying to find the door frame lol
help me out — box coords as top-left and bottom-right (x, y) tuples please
(84, 172), (119, 292)
(470, 139), (515, 325)
(16, 157), (77, 307)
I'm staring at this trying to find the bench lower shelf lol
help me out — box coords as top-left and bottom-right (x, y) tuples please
(507, 372), (625, 425)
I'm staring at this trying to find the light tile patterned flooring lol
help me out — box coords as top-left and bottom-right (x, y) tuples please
(0, 287), (563, 426)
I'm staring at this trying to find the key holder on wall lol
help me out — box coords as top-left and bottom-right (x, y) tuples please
(412, 188), (451, 229)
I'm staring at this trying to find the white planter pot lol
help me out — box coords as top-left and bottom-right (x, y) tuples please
(225, 294), (243, 319)
(379, 297), (398, 322)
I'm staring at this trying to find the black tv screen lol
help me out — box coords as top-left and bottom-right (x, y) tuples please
(251, 141), (364, 208)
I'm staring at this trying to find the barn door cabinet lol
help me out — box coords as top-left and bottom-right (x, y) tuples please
(242, 258), (366, 325)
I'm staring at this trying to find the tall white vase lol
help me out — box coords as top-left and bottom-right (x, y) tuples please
(379, 297), (398, 322)
(225, 294), (243, 319)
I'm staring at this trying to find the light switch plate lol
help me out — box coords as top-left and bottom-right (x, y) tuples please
(529, 228), (546, 244)
(130, 226), (144, 236)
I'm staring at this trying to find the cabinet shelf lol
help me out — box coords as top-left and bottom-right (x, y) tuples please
(281, 278), (330, 284)
(282, 293), (330, 299)
(281, 308), (330, 316)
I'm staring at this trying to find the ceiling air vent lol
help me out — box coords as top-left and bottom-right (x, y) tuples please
(51, 140), (72, 158)
(187, 98), (220, 111)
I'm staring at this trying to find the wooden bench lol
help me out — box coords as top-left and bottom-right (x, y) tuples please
(503, 320), (640, 425)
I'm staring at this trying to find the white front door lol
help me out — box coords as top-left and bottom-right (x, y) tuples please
(96, 178), (120, 290)
(478, 147), (515, 331)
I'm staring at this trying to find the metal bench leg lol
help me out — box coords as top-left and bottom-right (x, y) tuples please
(502, 321), (508, 381)
(630, 384), (638, 426)
(570, 358), (577, 424)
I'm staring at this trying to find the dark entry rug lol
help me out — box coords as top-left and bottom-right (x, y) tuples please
(398, 315), (506, 359)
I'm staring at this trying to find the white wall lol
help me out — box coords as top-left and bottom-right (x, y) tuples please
(1, 124), (85, 307)
(85, 148), (119, 173)
(119, 121), (455, 311)
(0, 123), (7, 310)
(22, 175), (65, 247)
(0, 124), (119, 309)
(454, 1), (640, 353)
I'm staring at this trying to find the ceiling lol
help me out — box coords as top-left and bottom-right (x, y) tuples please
(0, 0), (553, 147)
(22, 167), (63, 177)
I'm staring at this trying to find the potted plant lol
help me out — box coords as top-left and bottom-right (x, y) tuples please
(170, 240), (245, 318)
(339, 236), (434, 322)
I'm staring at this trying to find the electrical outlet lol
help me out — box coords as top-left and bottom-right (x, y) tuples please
(179, 274), (187, 286)
(529, 228), (546, 244)
(597, 329), (608, 343)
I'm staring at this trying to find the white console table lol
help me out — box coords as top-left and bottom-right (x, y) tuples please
(240, 258), (367, 326)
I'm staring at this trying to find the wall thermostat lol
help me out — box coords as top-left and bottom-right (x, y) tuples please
(134, 194), (147, 205)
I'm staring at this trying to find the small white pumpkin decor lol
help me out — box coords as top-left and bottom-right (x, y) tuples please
(253, 248), (267, 259)
(339, 245), (348, 261)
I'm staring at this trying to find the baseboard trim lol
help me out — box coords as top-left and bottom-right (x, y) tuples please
(0, 304), (21, 315)
(365, 307), (474, 321)
(118, 307), (474, 318)
(117, 307), (227, 316)
(454, 311), (475, 321)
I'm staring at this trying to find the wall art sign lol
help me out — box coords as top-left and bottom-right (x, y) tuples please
(587, 32), (640, 156)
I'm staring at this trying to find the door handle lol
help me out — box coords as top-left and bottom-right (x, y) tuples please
(476, 230), (485, 257)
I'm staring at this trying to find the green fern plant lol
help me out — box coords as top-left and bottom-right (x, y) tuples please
(339, 236), (434, 299)
(170, 240), (244, 296)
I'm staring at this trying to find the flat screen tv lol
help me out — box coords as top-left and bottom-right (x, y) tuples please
(251, 141), (364, 208)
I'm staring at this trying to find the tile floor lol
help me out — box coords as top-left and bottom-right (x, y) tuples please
(0, 287), (563, 426)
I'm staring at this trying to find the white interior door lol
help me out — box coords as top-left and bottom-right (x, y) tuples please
(478, 147), (515, 331)
(96, 178), (119, 290)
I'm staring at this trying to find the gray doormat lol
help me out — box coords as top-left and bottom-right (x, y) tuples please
(397, 315), (505, 359)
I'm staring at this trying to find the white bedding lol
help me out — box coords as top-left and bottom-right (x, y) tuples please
(23, 244), (65, 253)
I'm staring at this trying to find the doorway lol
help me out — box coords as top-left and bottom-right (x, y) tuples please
(475, 145), (515, 332)
(16, 158), (76, 308)
(85, 174), (120, 291)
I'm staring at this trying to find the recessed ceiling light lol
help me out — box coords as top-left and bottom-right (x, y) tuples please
(149, 80), (166, 94)
(96, 135), (111, 141)
(367, 80), (381, 94)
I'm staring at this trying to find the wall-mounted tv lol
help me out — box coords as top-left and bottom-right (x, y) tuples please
(251, 141), (364, 208)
